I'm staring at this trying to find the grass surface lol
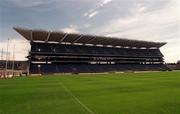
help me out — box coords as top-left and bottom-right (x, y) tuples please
(0, 71), (180, 114)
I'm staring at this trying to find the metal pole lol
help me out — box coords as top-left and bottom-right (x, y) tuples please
(12, 44), (15, 76)
(5, 38), (9, 78)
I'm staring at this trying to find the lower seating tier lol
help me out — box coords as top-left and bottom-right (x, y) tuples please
(30, 64), (169, 74)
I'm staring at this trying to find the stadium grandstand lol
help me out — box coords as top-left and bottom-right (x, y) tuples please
(14, 27), (169, 74)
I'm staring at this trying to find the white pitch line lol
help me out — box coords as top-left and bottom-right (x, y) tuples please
(60, 82), (95, 114)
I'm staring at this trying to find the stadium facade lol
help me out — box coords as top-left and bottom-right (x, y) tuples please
(14, 27), (168, 74)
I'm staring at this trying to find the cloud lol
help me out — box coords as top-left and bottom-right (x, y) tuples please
(5, 0), (60, 12)
(6, 0), (51, 8)
(134, 3), (147, 13)
(88, 11), (99, 18)
(93, 0), (178, 39)
(84, 24), (91, 28)
(161, 39), (180, 63)
(84, 9), (99, 19)
(84, 0), (113, 18)
(61, 25), (80, 33)
(91, 0), (179, 62)
(101, 0), (112, 6)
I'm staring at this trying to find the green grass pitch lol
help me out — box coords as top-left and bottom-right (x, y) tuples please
(0, 71), (180, 114)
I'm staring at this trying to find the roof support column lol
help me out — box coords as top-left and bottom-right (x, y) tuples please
(72, 34), (83, 44)
(86, 36), (96, 44)
(45, 32), (51, 42)
(59, 33), (68, 43)
(30, 30), (34, 42)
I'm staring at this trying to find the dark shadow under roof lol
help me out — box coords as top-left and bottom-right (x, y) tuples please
(14, 27), (166, 48)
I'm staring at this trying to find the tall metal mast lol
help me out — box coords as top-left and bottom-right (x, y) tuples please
(5, 39), (9, 78)
(12, 44), (15, 76)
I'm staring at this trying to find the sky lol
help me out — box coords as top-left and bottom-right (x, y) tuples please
(0, 0), (179, 62)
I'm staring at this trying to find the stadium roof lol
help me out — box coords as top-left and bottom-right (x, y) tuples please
(14, 27), (166, 48)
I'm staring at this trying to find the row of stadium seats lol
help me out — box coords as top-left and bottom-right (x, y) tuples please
(31, 43), (163, 57)
(30, 64), (169, 74)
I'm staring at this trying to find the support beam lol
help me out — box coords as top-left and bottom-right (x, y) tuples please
(94, 38), (107, 45)
(59, 33), (68, 43)
(45, 32), (51, 42)
(30, 30), (33, 41)
(72, 34), (83, 44)
(85, 36), (96, 44)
